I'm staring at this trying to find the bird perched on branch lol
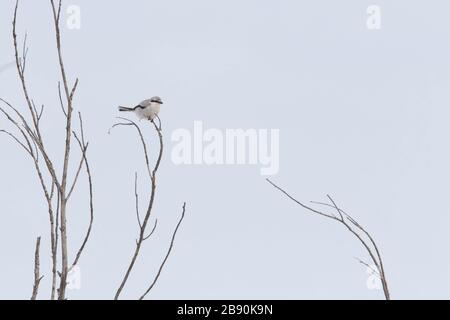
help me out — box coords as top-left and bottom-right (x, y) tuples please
(119, 96), (163, 121)
(119, 96), (163, 130)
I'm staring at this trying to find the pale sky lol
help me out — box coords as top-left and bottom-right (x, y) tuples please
(1, 0), (450, 299)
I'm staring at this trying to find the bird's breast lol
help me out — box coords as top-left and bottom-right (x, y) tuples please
(137, 103), (160, 120)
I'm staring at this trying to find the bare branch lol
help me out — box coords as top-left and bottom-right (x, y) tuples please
(150, 119), (164, 175)
(11, 4), (62, 192)
(267, 179), (390, 300)
(154, 114), (162, 132)
(13, 0), (38, 128)
(31, 237), (43, 300)
(38, 104), (44, 121)
(0, 129), (32, 156)
(324, 196), (383, 271)
(8, 0), (88, 300)
(354, 257), (380, 278)
(70, 114), (94, 269)
(134, 172), (142, 229)
(1, 97), (58, 301)
(113, 117), (166, 300)
(52, 192), (60, 300)
(30, 100), (44, 125)
(0, 101), (35, 156)
(66, 139), (89, 200)
(56, 0), (62, 22)
(21, 32), (28, 74)
(109, 117), (152, 180)
(266, 179), (338, 221)
(51, 0), (77, 299)
(326, 195), (344, 222)
(70, 78), (79, 101)
(58, 82), (67, 117)
(139, 203), (186, 300)
(143, 219), (158, 241)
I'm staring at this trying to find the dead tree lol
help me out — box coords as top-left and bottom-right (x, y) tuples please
(109, 117), (186, 300)
(267, 179), (390, 300)
(0, 0), (94, 300)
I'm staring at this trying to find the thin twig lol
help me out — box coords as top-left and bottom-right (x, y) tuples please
(58, 82), (67, 117)
(143, 219), (158, 241)
(70, 113), (94, 269)
(0, 129), (32, 155)
(139, 203), (186, 300)
(134, 172), (142, 228)
(109, 117), (152, 180)
(66, 140), (89, 199)
(266, 179), (338, 221)
(354, 257), (380, 278)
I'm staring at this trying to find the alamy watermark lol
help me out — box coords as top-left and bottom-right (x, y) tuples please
(171, 121), (280, 176)
(365, 264), (382, 291)
(366, 5), (381, 30)
(67, 265), (81, 290)
(66, 5), (81, 30)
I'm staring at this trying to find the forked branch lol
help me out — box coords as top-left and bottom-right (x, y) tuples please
(139, 202), (186, 300)
(110, 117), (185, 300)
(267, 179), (390, 300)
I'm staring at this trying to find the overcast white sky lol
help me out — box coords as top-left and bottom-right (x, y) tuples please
(1, 0), (450, 300)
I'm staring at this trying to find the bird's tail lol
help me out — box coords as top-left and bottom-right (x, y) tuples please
(118, 106), (133, 112)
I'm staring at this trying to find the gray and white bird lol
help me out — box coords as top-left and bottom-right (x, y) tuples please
(118, 96), (163, 121)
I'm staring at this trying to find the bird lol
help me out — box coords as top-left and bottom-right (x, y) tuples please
(118, 96), (163, 121)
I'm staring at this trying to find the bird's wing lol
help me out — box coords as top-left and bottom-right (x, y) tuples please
(138, 99), (152, 107)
